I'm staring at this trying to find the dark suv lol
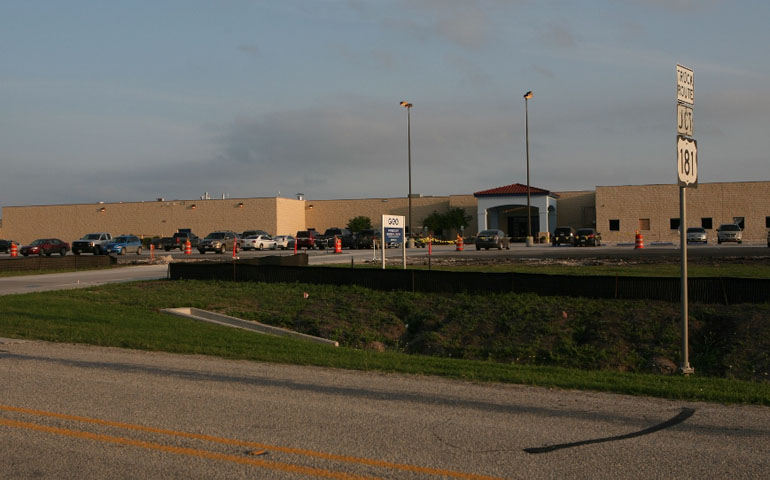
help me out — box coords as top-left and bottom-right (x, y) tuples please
(295, 230), (322, 250)
(319, 227), (356, 249)
(198, 231), (241, 254)
(552, 226), (576, 246)
(354, 229), (380, 249)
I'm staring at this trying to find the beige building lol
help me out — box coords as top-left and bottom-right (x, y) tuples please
(0, 181), (768, 245)
(0, 194), (478, 245)
(597, 181), (770, 244)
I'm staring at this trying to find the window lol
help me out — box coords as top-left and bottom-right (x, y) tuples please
(609, 219), (620, 231)
(701, 218), (713, 229)
(670, 218), (680, 230)
(638, 218), (650, 230)
(733, 217), (745, 229)
(765, 216), (770, 228)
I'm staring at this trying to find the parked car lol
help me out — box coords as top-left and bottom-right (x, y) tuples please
(552, 226), (576, 246)
(21, 238), (70, 257)
(103, 235), (143, 255)
(318, 227), (356, 249)
(0, 239), (19, 253)
(274, 235), (295, 250)
(72, 232), (112, 255)
(241, 229), (270, 239)
(575, 228), (601, 246)
(198, 231), (241, 254)
(716, 224), (742, 244)
(475, 229), (508, 250)
(354, 229), (381, 249)
(686, 227), (708, 244)
(295, 230), (322, 250)
(242, 234), (276, 251)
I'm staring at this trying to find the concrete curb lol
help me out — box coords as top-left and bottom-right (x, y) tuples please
(161, 307), (339, 347)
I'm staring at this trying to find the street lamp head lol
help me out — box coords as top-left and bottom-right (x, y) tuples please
(523, 91), (533, 99)
(400, 101), (413, 108)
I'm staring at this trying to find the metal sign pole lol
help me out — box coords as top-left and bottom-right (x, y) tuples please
(680, 187), (693, 375)
(381, 225), (386, 270)
(402, 233), (407, 269)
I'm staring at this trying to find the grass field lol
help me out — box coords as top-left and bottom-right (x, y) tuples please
(1, 278), (768, 406)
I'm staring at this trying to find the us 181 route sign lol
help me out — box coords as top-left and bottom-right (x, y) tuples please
(677, 135), (698, 187)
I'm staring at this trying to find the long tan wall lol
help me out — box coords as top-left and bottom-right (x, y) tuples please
(1, 197), (280, 245)
(597, 181), (770, 244)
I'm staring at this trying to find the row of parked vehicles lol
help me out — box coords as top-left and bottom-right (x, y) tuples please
(551, 227), (603, 247)
(552, 223), (754, 246)
(3, 224), (767, 256)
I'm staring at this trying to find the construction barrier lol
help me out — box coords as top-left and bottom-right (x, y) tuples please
(334, 236), (342, 254)
(10, 242), (18, 257)
(184, 240), (192, 255)
(149, 243), (155, 261)
(635, 231), (645, 249)
(456, 235), (464, 251)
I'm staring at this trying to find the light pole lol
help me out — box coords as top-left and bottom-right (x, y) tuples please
(400, 101), (413, 246)
(524, 91), (533, 247)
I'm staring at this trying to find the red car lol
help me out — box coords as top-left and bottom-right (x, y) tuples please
(295, 230), (322, 249)
(20, 238), (70, 257)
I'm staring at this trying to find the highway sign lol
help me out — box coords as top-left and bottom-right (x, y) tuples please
(677, 104), (693, 136)
(677, 135), (698, 187)
(677, 64), (694, 105)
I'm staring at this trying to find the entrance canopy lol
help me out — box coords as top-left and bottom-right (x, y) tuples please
(474, 183), (559, 240)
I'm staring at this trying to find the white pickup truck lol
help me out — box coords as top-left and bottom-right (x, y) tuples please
(72, 232), (112, 255)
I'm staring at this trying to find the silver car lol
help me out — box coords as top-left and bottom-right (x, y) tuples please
(686, 227), (707, 244)
(716, 224), (742, 244)
(273, 235), (295, 250)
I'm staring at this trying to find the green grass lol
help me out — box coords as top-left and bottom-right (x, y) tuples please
(0, 279), (768, 406)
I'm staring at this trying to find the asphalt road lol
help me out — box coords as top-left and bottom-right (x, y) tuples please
(1, 339), (768, 479)
(0, 264), (170, 296)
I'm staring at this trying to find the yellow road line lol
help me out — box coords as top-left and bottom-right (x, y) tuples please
(0, 404), (503, 480)
(0, 416), (378, 480)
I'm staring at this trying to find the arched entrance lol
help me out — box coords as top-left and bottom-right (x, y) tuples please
(485, 204), (539, 239)
(474, 183), (559, 242)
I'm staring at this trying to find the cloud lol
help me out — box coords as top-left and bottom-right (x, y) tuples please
(541, 23), (577, 49)
(237, 44), (260, 56)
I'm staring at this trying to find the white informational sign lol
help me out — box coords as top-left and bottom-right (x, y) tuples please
(676, 64), (694, 105)
(381, 214), (406, 269)
(677, 135), (698, 187)
(677, 104), (693, 137)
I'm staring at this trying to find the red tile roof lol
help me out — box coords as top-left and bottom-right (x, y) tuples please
(474, 183), (555, 197)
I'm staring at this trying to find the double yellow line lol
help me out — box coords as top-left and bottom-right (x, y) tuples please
(0, 404), (504, 480)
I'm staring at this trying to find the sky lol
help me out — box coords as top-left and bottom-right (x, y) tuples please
(2, 0), (769, 210)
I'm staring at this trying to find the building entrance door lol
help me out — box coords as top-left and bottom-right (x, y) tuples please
(507, 215), (539, 240)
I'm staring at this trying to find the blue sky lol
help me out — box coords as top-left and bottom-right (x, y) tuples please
(2, 0), (768, 208)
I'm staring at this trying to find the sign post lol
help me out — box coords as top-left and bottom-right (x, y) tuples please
(676, 64), (696, 376)
(382, 214), (406, 270)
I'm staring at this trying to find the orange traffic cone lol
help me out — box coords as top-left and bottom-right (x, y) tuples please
(334, 236), (342, 253)
(456, 235), (464, 251)
(10, 242), (18, 257)
(184, 240), (192, 255)
(635, 231), (645, 249)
